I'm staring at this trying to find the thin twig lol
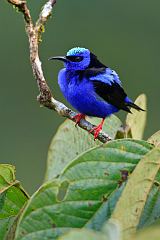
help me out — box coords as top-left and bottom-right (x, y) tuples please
(6, 0), (112, 143)
(7, 0), (32, 24)
(35, 0), (57, 35)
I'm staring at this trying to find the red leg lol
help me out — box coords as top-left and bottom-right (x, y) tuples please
(89, 118), (105, 140)
(72, 113), (86, 126)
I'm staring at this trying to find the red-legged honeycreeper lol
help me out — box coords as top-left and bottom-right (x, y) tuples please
(49, 47), (144, 140)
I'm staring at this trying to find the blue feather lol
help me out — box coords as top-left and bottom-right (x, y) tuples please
(58, 68), (118, 118)
(90, 68), (122, 86)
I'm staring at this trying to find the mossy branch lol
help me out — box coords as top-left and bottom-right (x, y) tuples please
(6, 0), (112, 143)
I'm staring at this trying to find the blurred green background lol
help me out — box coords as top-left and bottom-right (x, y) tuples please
(0, 0), (159, 193)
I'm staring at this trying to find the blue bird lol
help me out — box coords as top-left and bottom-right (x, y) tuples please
(49, 47), (144, 140)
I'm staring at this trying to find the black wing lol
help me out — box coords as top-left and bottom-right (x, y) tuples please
(87, 52), (130, 111)
(93, 80), (145, 113)
(93, 80), (132, 113)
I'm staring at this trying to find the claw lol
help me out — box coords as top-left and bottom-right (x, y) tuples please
(72, 113), (86, 126)
(89, 118), (105, 140)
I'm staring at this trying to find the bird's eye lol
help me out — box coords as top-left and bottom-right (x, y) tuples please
(66, 56), (83, 62)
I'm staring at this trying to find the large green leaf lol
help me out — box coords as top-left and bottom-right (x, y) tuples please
(15, 139), (152, 240)
(45, 115), (122, 181)
(111, 148), (160, 239)
(0, 164), (29, 240)
(126, 94), (147, 139)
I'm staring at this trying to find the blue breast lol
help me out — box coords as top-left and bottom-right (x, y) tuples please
(58, 68), (118, 118)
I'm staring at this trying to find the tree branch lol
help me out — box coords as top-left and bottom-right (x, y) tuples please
(6, 0), (112, 143)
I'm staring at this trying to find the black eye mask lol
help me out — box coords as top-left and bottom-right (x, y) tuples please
(66, 56), (83, 62)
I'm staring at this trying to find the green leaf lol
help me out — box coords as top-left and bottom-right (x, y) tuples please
(111, 148), (160, 239)
(126, 94), (147, 139)
(58, 220), (121, 240)
(57, 229), (107, 240)
(85, 184), (125, 231)
(0, 164), (28, 240)
(0, 164), (16, 192)
(148, 130), (160, 147)
(15, 139), (152, 240)
(45, 115), (122, 181)
(0, 164), (15, 181)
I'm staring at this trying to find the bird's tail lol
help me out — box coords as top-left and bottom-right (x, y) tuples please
(126, 102), (145, 111)
(125, 96), (145, 112)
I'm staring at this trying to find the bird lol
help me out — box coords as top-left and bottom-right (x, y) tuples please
(49, 47), (144, 140)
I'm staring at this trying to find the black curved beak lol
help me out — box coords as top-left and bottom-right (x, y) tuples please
(48, 56), (68, 63)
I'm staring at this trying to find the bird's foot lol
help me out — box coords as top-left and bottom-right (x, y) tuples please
(89, 118), (105, 140)
(72, 113), (86, 126)
(89, 125), (103, 140)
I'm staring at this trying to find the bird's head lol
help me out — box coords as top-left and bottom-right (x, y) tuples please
(49, 47), (91, 70)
